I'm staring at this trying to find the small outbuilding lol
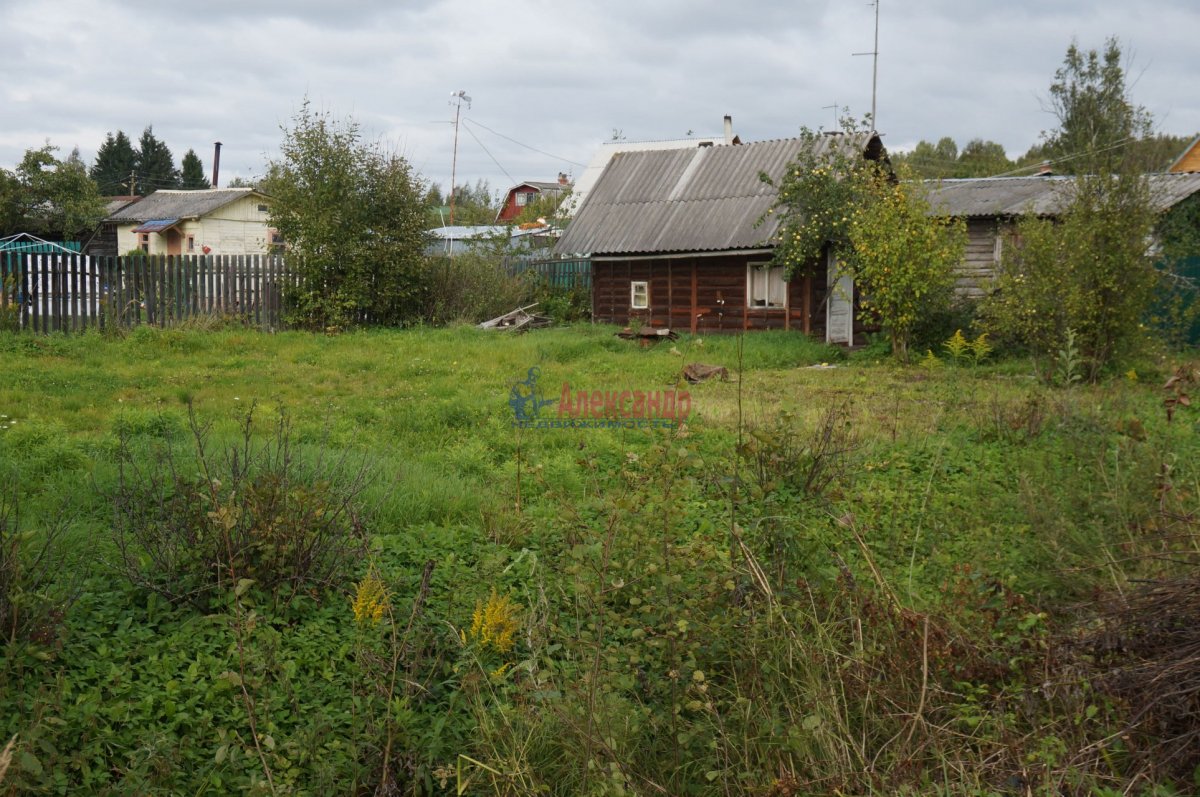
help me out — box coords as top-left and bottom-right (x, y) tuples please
(107, 188), (275, 256)
(554, 132), (887, 343)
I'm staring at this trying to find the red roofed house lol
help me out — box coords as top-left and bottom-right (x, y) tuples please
(496, 175), (571, 222)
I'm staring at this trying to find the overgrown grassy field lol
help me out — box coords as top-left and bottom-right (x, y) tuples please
(1, 325), (1197, 795)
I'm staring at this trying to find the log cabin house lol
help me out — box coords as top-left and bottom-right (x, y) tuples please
(554, 132), (887, 344)
(922, 173), (1200, 297)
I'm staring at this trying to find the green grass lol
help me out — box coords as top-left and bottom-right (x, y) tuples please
(0, 325), (1197, 795)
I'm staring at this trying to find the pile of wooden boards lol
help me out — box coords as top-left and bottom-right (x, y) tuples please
(478, 304), (552, 332)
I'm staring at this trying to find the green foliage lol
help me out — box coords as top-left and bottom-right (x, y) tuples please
(419, 250), (531, 325)
(768, 124), (964, 360)
(263, 100), (429, 329)
(89, 130), (137, 195)
(179, 148), (209, 190)
(980, 173), (1159, 379)
(109, 405), (369, 610)
(134, 125), (179, 194)
(0, 329), (1198, 794)
(843, 174), (965, 360)
(0, 145), (107, 239)
(894, 136), (1015, 178)
(428, 179), (498, 226)
(1042, 37), (1152, 174)
(944, 329), (970, 364)
(0, 479), (75, 653)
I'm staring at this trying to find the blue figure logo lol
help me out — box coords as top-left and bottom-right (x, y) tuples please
(509, 366), (556, 422)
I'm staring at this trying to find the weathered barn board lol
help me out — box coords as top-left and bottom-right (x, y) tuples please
(2, 253), (292, 334)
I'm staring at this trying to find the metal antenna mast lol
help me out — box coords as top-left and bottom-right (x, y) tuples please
(448, 90), (471, 226)
(822, 101), (839, 130)
(852, 0), (880, 131)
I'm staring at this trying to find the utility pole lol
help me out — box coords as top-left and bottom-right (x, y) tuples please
(853, 0), (880, 132)
(128, 169), (137, 196)
(448, 90), (471, 227)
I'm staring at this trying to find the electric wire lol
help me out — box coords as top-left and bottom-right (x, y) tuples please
(461, 124), (517, 189)
(462, 118), (586, 169)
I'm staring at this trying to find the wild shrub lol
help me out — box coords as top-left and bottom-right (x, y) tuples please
(0, 479), (76, 654)
(109, 404), (370, 609)
(980, 172), (1159, 380)
(418, 251), (530, 325)
(738, 403), (858, 500)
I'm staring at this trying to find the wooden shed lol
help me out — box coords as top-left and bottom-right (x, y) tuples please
(554, 133), (887, 343)
(923, 173), (1200, 296)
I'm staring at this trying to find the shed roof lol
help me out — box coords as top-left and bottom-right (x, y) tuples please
(555, 132), (884, 256)
(108, 188), (267, 223)
(922, 173), (1200, 218)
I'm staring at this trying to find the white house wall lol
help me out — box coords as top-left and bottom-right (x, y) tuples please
(116, 195), (272, 256)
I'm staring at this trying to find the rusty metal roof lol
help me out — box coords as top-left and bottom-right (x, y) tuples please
(555, 133), (883, 256)
(923, 173), (1200, 218)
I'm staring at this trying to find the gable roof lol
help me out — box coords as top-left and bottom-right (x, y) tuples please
(108, 188), (267, 223)
(923, 173), (1200, 218)
(562, 136), (722, 218)
(555, 132), (884, 256)
(511, 181), (567, 194)
(1169, 134), (1200, 173)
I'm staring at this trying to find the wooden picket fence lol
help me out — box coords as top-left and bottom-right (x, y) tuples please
(0, 253), (295, 333)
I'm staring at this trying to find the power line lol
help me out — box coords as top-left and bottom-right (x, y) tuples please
(987, 136), (1141, 177)
(461, 118), (586, 168)
(461, 123), (516, 189)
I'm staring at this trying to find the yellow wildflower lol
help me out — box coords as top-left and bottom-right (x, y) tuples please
(468, 589), (520, 654)
(351, 568), (389, 626)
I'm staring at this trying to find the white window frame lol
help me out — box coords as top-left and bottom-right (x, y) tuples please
(746, 262), (788, 309)
(630, 280), (649, 309)
(515, 191), (532, 207)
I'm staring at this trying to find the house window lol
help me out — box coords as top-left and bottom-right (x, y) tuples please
(139, 233), (150, 253)
(186, 235), (195, 252)
(747, 263), (787, 308)
(515, 192), (532, 207)
(257, 204), (269, 213)
(269, 229), (285, 252)
(630, 281), (649, 309)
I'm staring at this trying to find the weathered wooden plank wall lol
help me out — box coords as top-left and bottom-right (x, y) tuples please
(0, 254), (292, 334)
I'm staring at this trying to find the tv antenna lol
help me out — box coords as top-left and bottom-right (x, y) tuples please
(822, 102), (839, 130)
(448, 90), (471, 226)
(852, 0), (880, 131)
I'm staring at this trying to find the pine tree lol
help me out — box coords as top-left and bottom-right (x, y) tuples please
(90, 130), (137, 195)
(180, 149), (209, 189)
(135, 126), (179, 194)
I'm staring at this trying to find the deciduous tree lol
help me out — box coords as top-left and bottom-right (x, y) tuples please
(2, 144), (107, 240)
(766, 125), (965, 360)
(1042, 37), (1151, 174)
(262, 100), (428, 329)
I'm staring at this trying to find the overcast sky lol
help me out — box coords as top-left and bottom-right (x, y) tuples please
(3, 0), (1197, 198)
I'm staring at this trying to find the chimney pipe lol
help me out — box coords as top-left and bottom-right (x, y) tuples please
(723, 115), (733, 145)
(211, 142), (222, 188)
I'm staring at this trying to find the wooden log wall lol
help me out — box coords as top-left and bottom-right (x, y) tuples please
(592, 254), (827, 338)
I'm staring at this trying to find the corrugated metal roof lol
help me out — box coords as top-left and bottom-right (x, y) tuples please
(923, 173), (1200, 217)
(555, 133), (881, 256)
(108, 188), (266, 222)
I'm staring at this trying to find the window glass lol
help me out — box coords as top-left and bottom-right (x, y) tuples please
(631, 281), (649, 309)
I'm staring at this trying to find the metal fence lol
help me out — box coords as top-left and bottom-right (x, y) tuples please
(503, 256), (591, 291)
